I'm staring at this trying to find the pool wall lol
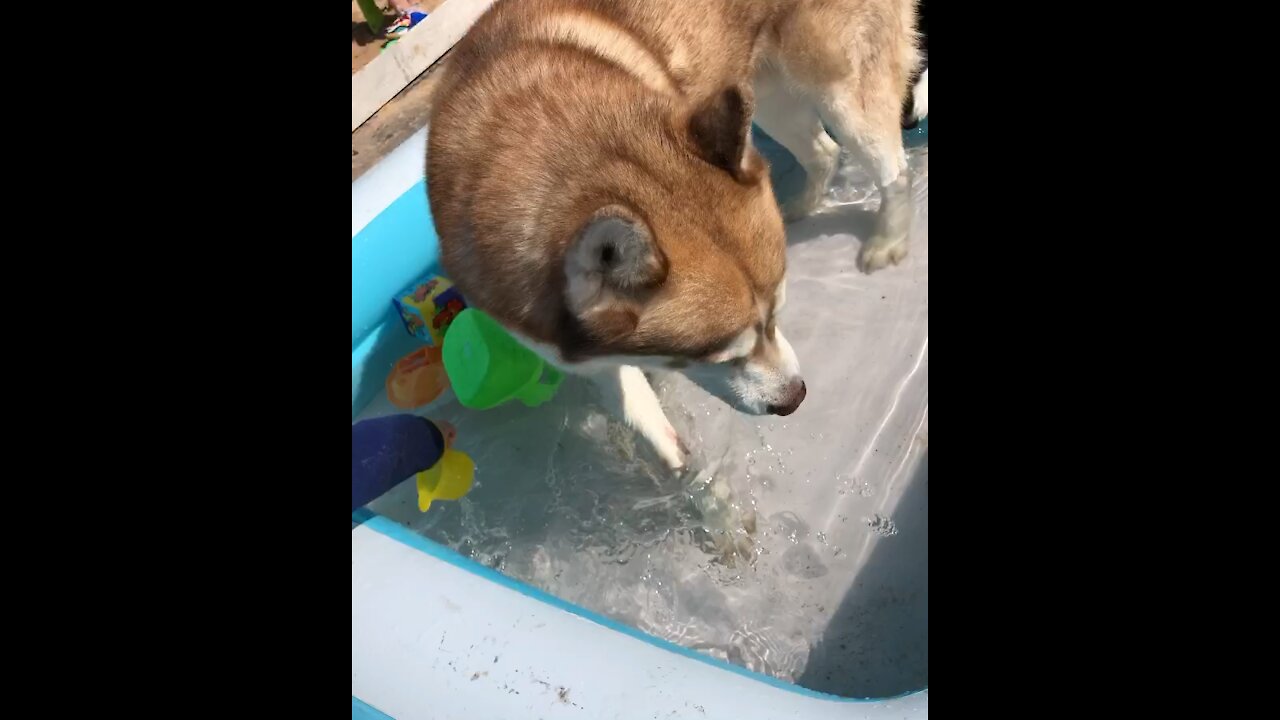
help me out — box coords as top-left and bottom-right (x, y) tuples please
(351, 128), (928, 719)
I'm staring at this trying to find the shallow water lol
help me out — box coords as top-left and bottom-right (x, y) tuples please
(361, 145), (928, 698)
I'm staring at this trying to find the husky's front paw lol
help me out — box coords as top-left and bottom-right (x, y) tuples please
(860, 173), (911, 272)
(858, 231), (909, 273)
(610, 366), (688, 471)
(783, 155), (837, 221)
(782, 183), (824, 222)
(650, 423), (689, 471)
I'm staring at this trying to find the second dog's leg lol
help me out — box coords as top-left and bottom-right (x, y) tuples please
(753, 68), (841, 220)
(816, 89), (912, 272)
(594, 366), (686, 470)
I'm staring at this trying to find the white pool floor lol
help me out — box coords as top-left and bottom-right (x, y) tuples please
(360, 147), (928, 698)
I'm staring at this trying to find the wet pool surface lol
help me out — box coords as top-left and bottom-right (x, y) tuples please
(361, 145), (928, 698)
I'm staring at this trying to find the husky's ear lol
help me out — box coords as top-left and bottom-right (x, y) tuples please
(564, 206), (668, 315)
(686, 85), (765, 183)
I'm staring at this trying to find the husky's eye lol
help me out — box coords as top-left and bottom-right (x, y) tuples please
(768, 282), (786, 339)
(699, 352), (741, 366)
(704, 331), (755, 364)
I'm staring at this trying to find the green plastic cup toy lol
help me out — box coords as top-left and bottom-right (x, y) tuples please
(442, 308), (564, 409)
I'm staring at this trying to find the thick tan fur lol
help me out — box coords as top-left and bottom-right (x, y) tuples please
(427, 0), (919, 467)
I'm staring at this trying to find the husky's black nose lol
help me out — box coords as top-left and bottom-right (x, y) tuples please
(767, 380), (807, 416)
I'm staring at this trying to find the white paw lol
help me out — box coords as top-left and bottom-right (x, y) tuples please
(912, 69), (929, 122)
(858, 231), (909, 273)
(782, 189), (822, 222)
(651, 423), (688, 471)
(783, 169), (834, 221)
(612, 366), (688, 471)
(783, 152), (838, 221)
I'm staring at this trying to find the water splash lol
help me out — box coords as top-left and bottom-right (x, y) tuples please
(864, 514), (899, 537)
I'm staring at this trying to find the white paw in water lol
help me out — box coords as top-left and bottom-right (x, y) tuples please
(859, 232), (908, 273)
(782, 181), (826, 222)
(654, 424), (689, 471)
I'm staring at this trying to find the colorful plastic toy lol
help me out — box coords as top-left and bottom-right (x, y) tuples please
(386, 345), (450, 409)
(442, 308), (563, 409)
(393, 276), (468, 346)
(416, 447), (475, 511)
(351, 414), (475, 512)
(386, 10), (429, 36)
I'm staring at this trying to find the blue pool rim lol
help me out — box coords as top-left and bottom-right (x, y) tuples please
(353, 508), (926, 704)
(351, 696), (393, 720)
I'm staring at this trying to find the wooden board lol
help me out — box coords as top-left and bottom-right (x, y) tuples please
(351, 0), (495, 132)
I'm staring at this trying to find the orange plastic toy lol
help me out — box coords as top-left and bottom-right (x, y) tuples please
(386, 345), (450, 408)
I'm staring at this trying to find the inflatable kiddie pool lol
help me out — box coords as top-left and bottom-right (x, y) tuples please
(352, 127), (928, 719)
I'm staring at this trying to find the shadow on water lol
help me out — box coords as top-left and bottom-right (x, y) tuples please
(797, 451), (928, 698)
